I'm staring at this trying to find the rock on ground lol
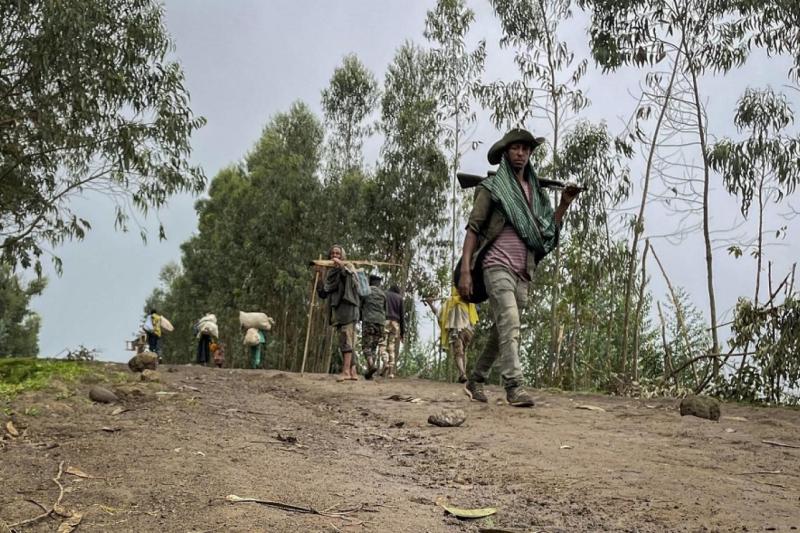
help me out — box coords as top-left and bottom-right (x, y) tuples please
(141, 369), (161, 382)
(428, 409), (466, 427)
(88, 386), (118, 404)
(680, 395), (721, 421)
(128, 352), (158, 373)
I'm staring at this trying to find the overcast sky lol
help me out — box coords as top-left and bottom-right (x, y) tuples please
(30, 1), (799, 362)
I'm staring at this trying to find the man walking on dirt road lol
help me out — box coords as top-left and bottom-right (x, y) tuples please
(458, 128), (581, 407)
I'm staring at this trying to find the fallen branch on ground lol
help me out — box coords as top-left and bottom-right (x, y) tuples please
(225, 495), (363, 519)
(7, 461), (66, 528)
(762, 440), (800, 449)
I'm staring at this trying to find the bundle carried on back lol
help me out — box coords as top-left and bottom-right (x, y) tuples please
(160, 316), (174, 332)
(243, 328), (261, 346)
(197, 314), (219, 338)
(239, 311), (275, 331)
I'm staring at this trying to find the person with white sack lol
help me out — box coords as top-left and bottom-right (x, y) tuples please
(143, 309), (163, 358)
(194, 312), (218, 366)
(240, 311), (273, 369)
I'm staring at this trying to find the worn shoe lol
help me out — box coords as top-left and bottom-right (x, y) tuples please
(365, 366), (378, 380)
(457, 373), (468, 384)
(464, 380), (488, 403)
(506, 386), (535, 408)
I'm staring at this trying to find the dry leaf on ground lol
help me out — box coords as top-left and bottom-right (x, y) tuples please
(575, 405), (606, 412)
(65, 466), (92, 478)
(56, 512), (83, 533)
(5, 421), (19, 437)
(437, 499), (497, 519)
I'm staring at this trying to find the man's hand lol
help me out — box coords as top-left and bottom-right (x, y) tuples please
(332, 257), (344, 267)
(458, 269), (473, 300)
(560, 183), (583, 206)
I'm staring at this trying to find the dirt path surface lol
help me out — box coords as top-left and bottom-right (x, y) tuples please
(2, 364), (800, 532)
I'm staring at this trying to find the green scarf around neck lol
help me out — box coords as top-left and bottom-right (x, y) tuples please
(479, 156), (559, 258)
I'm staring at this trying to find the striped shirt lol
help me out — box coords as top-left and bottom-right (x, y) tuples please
(482, 178), (531, 280)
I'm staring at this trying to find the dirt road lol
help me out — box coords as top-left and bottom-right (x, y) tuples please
(2, 364), (800, 532)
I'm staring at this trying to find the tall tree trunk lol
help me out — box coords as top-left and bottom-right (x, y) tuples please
(620, 47), (682, 378)
(632, 240), (650, 382)
(689, 67), (720, 377)
(651, 244), (699, 388)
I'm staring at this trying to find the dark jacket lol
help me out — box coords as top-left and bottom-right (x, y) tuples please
(318, 267), (360, 326)
(361, 286), (387, 325)
(386, 290), (405, 337)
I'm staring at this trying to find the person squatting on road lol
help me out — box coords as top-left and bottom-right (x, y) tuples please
(459, 128), (581, 407)
(361, 274), (387, 380)
(425, 287), (479, 384)
(318, 244), (361, 382)
(381, 285), (405, 379)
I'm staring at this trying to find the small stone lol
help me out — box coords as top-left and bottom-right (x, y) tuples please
(88, 386), (118, 404)
(427, 409), (466, 427)
(128, 352), (158, 373)
(679, 395), (721, 421)
(141, 369), (161, 382)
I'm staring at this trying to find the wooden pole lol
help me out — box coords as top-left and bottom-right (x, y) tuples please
(301, 269), (321, 374)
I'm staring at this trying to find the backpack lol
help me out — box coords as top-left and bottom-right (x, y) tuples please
(353, 270), (371, 298)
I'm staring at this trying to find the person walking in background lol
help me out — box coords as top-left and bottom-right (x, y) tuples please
(425, 287), (479, 383)
(360, 274), (387, 380)
(144, 309), (162, 357)
(317, 244), (361, 382)
(381, 285), (405, 379)
(195, 312), (219, 366)
(247, 328), (267, 369)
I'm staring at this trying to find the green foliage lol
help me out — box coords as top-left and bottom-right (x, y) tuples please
(724, 296), (800, 404)
(0, 357), (92, 399)
(321, 54), (380, 179)
(0, 0), (206, 273)
(709, 88), (800, 217)
(374, 43), (450, 295)
(0, 264), (46, 357)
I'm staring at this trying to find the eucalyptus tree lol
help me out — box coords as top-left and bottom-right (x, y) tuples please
(708, 88), (800, 391)
(424, 0), (486, 270)
(709, 89), (800, 305)
(0, 0), (206, 274)
(575, 0), (787, 379)
(320, 54), (380, 181)
(0, 263), (46, 357)
(373, 43), (450, 368)
(154, 103), (330, 369)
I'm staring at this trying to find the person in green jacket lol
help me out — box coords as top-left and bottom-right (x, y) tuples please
(318, 244), (361, 381)
(360, 274), (387, 380)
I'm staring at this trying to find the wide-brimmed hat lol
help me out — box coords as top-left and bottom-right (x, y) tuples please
(487, 128), (545, 165)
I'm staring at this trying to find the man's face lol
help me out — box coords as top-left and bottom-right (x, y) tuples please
(506, 142), (533, 171)
(330, 247), (342, 260)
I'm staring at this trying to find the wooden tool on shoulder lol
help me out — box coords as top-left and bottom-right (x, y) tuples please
(456, 171), (585, 191)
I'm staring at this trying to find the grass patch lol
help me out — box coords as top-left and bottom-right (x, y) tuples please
(0, 357), (96, 399)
